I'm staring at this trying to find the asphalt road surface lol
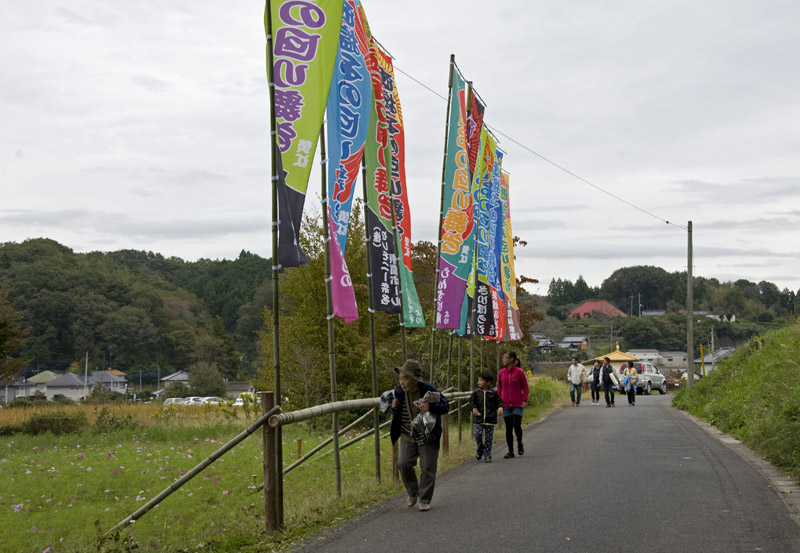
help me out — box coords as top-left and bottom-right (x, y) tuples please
(293, 394), (800, 552)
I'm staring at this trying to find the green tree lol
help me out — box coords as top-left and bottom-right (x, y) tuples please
(0, 290), (28, 383)
(189, 361), (226, 397)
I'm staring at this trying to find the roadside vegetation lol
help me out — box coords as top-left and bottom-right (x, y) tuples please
(673, 322), (800, 480)
(0, 376), (567, 553)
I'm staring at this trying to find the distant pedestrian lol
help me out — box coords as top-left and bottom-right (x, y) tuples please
(390, 359), (450, 512)
(470, 370), (503, 462)
(589, 360), (602, 405)
(622, 360), (638, 406)
(601, 357), (616, 407)
(567, 357), (587, 406)
(498, 351), (529, 458)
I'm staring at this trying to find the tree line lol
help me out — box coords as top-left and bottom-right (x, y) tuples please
(547, 265), (798, 321)
(0, 208), (541, 405)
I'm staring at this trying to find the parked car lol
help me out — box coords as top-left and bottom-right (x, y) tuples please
(182, 396), (204, 406)
(163, 397), (183, 406)
(624, 362), (668, 395)
(201, 396), (226, 405)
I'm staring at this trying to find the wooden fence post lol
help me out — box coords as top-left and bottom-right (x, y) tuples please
(392, 441), (399, 482)
(296, 438), (302, 460)
(442, 413), (449, 455)
(262, 391), (279, 533)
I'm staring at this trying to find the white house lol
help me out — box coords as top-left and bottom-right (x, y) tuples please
(626, 349), (660, 364)
(90, 371), (127, 394)
(161, 370), (190, 387)
(45, 373), (92, 402)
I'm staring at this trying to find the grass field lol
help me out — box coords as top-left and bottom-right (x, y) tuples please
(673, 323), (800, 481)
(0, 377), (568, 553)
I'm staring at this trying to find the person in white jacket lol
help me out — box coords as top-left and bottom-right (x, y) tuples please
(566, 357), (587, 406)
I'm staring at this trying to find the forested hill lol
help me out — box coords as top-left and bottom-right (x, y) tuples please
(0, 238), (272, 376)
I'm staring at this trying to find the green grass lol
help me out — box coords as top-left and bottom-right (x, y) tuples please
(0, 377), (567, 553)
(673, 323), (800, 480)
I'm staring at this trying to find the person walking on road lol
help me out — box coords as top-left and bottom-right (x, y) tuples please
(567, 357), (587, 406)
(498, 351), (529, 458)
(601, 357), (617, 407)
(622, 360), (638, 406)
(589, 360), (602, 405)
(390, 359), (450, 512)
(471, 370), (503, 463)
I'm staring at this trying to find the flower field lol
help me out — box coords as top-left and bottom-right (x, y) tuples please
(0, 404), (402, 553)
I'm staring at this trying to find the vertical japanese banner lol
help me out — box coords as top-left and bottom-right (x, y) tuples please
(327, 0), (370, 254)
(375, 46), (425, 328)
(466, 90), (485, 182)
(435, 70), (473, 330)
(326, 0), (371, 322)
(457, 126), (489, 337)
(500, 171), (522, 340)
(364, 35), (401, 314)
(269, 0), (343, 267)
(474, 130), (500, 338)
(486, 147), (507, 341)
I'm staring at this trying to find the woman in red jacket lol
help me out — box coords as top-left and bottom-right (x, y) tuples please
(497, 351), (529, 459)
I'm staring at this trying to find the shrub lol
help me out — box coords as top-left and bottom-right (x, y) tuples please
(6, 396), (33, 408)
(85, 386), (127, 405)
(93, 406), (138, 433)
(21, 410), (88, 435)
(53, 395), (76, 406)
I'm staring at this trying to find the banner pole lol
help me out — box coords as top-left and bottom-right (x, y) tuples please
(362, 158), (381, 483)
(446, 332), (453, 389)
(319, 123), (342, 497)
(264, 0), (284, 528)
(457, 335), (463, 443)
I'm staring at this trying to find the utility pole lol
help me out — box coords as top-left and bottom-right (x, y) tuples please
(83, 351), (88, 400)
(638, 292), (642, 317)
(711, 327), (715, 373)
(686, 221), (694, 389)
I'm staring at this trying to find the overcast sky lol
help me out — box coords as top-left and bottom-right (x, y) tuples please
(2, 0), (799, 302)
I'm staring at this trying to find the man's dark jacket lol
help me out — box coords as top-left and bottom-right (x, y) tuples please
(390, 381), (450, 445)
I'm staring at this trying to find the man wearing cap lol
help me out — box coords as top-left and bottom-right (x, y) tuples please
(390, 359), (450, 512)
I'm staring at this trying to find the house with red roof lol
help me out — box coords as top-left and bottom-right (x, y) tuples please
(568, 299), (627, 319)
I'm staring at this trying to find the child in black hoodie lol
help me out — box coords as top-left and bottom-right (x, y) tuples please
(470, 370), (504, 462)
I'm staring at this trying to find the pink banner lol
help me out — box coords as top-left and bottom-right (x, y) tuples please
(329, 207), (358, 323)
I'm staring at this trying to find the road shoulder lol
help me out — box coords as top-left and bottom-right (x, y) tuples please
(674, 405), (800, 526)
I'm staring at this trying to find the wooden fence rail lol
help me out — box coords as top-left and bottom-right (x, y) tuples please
(106, 390), (472, 537)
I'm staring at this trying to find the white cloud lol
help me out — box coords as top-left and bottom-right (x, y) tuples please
(1, 0), (798, 293)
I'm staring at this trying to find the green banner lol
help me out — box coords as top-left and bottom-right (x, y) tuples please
(268, 0), (343, 266)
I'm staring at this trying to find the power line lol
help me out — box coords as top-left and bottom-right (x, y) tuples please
(393, 64), (687, 232)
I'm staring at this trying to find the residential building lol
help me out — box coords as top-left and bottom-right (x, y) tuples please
(45, 373), (91, 402)
(558, 335), (589, 351)
(626, 349), (660, 364)
(568, 299), (627, 319)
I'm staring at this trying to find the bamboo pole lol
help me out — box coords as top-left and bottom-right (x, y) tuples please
(457, 336), (463, 443)
(270, 397), (379, 427)
(255, 407), (380, 491)
(362, 159), (382, 483)
(282, 408), (381, 475)
(105, 402), (281, 536)
(264, 0), (284, 527)
(446, 333), (453, 389)
(319, 419), (392, 459)
(319, 125), (342, 498)
(269, 392), (470, 428)
(262, 392), (279, 532)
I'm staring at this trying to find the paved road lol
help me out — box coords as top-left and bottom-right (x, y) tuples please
(294, 395), (800, 552)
